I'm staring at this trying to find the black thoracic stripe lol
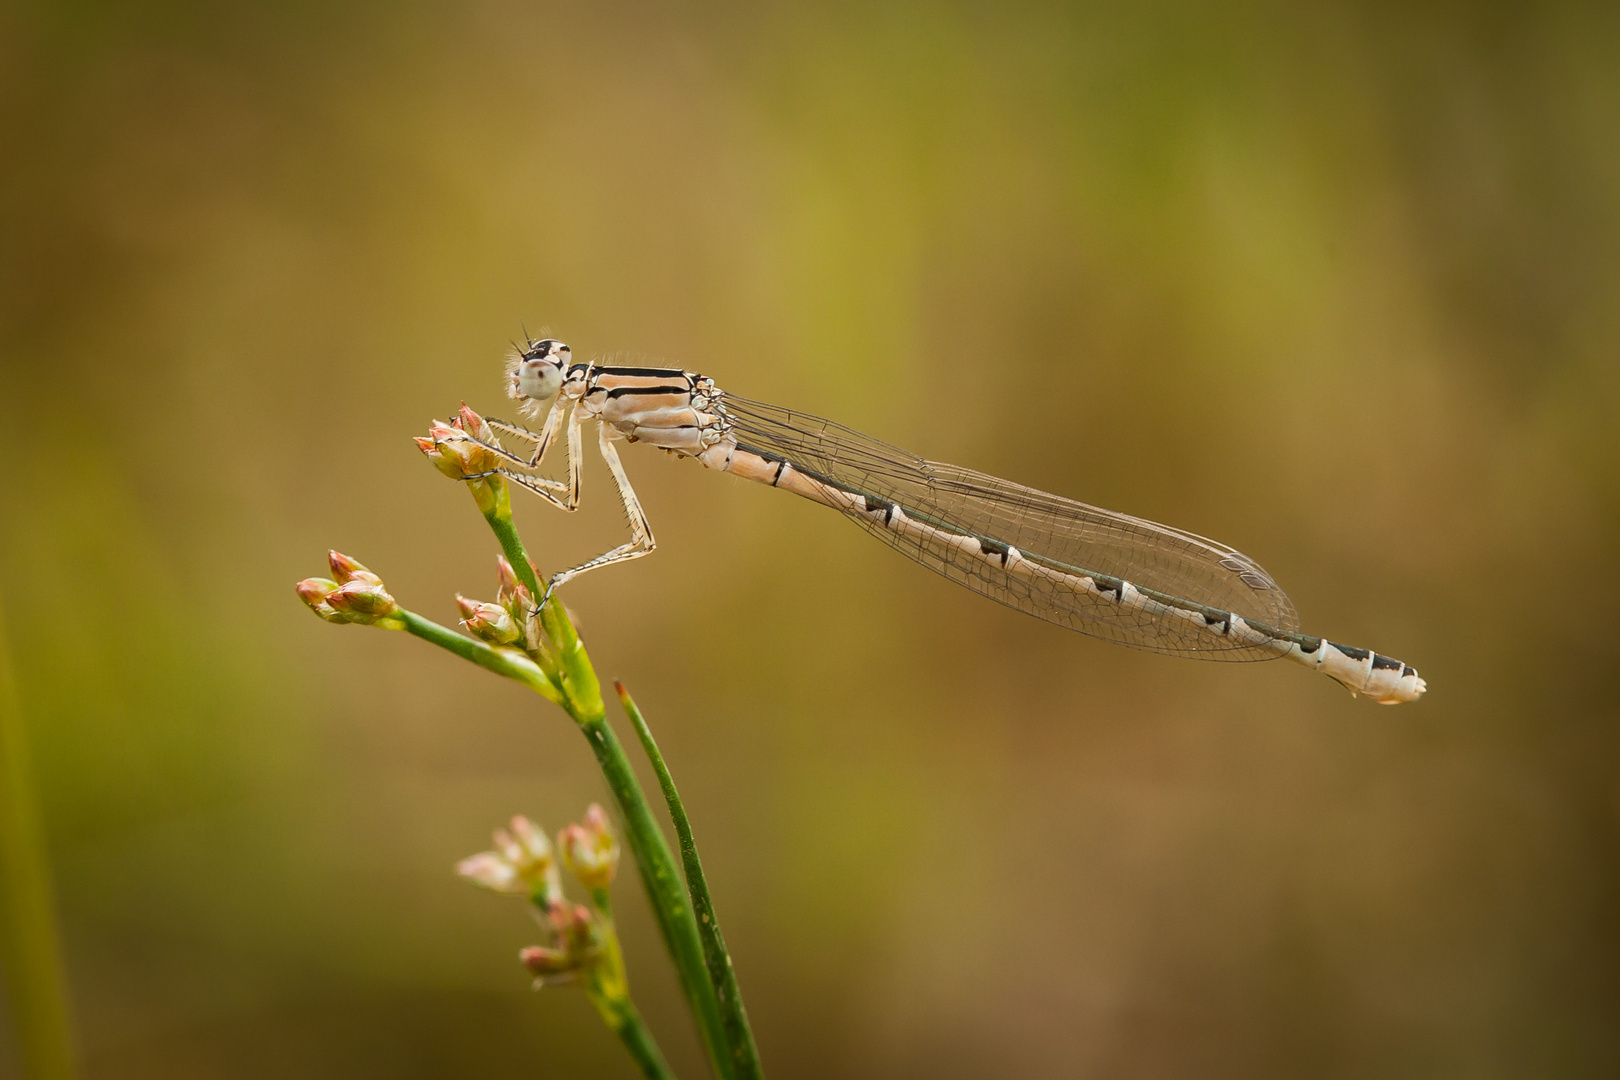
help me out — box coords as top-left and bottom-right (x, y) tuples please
(595, 365), (689, 377)
(606, 385), (690, 399)
(1370, 654), (1403, 671)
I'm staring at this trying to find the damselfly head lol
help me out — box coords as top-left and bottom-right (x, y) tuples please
(508, 338), (570, 402)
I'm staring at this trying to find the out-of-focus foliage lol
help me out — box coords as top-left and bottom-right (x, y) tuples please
(2, 0), (1617, 1076)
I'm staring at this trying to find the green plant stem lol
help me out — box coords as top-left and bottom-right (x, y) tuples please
(403, 602), (730, 1071)
(618, 682), (762, 1080)
(0, 598), (77, 1080)
(574, 705), (733, 1079)
(580, 898), (674, 1080)
(601, 997), (676, 1080)
(482, 497), (542, 596)
(470, 492), (737, 1078)
(398, 611), (561, 704)
(478, 489), (590, 704)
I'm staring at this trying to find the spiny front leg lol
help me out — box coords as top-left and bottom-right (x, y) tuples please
(460, 398), (566, 470)
(499, 402), (583, 512)
(461, 402), (584, 513)
(541, 424), (657, 604)
(486, 416), (566, 468)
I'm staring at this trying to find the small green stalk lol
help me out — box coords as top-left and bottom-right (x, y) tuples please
(572, 705), (732, 1077)
(398, 611), (562, 704)
(475, 481), (599, 714)
(317, 430), (765, 1079)
(469, 480), (737, 1078)
(576, 895), (674, 1080)
(0, 598), (78, 1080)
(400, 603), (726, 1074)
(593, 989), (672, 1080)
(618, 682), (762, 1080)
(600, 999), (674, 1080)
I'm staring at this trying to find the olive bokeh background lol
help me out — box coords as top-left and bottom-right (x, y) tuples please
(3, 1), (1618, 1076)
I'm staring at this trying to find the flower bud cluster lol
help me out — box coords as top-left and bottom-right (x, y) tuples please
(441, 556), (563, 691)
(519, 900), (603, 986)
(415, 405), (502, 482)
(457, 806), (625, 988)
(456, 815), (562, 903)
(455, 595), (521, 646)
(559, 804), (621, 892)
(295, 552), (402, 627)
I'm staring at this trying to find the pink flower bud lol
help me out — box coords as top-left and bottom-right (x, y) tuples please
(546, 899), (597, 949)
(295, 578), (351, 623)
(459, 815), (559, 901)
(519, 944), (576, 979)
(493, 557), (536, 620)
(456, 595), (521, 646)
(324, 579), (399, 622)
(507, 815), (553, 865)
(327, 551), (382, 586)
(559, 804), (620, 891)
(495, 556), (522, 599)
(457, 404), (497, 444)
(416, 434), (466, 480)
(456, 852), (523, 894)
(416, 419), (499, 480)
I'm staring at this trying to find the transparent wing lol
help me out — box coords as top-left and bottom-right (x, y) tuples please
(721, 395), (1299, 660)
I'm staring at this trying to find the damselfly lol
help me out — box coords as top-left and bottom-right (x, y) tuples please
(458, 337), (1426, 704)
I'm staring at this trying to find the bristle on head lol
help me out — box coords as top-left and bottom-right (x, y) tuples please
(505, 351), (524, 398)
(505, 333), (566, 418)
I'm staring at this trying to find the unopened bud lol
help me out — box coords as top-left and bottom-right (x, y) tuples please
(547, 899), (598, 952)
(494, 556), (538, 614)
(458, 815), (560, 900)
(295, 578), (351, 623)
(559, 804), (620, 891)
(417, 431), (468, 480)
(417, 420), (500, 480)
(324, 579), (399, 622)
(518, 902), (608, 987)
(495, 555), (522, 600)
(494, 817), (551, 870)
(456, 851), (522, 893)
(457, 404), (497, 444)
(327, 551), (383, 587)
(456, 594), (521, 645)
(519, 944), (576, 980)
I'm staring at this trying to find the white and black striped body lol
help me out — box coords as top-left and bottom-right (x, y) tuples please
(495, 344), (1425, 704)
(560, 362), (729, 454)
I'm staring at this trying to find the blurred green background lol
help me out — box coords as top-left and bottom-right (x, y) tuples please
(3, 0), (1618, 1076)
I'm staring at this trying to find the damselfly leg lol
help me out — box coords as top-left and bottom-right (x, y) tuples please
(459, 399), (584, 512)
(458, 401), (658, 605)
(538, 423), (657, 605)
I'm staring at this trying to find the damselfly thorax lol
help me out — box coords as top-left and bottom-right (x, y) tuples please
(464, 339), (1426, 705)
